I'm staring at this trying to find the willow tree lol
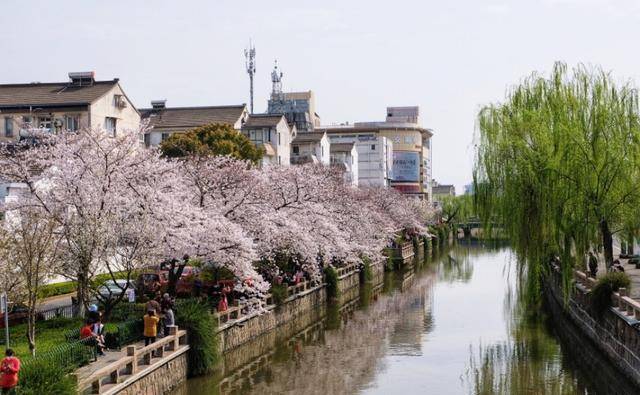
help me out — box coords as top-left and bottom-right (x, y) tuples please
(474, 62), (640, 301)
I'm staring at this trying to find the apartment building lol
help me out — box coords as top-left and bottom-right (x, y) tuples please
(140, 101), (248, 147)
(240, 114), (294, 166)
(0, 72), (140, 140)
(330, 142), (358, 186)
(290, 131), (330, 165)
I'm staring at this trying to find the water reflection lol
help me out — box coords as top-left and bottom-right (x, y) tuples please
(179, 245), (634, 395)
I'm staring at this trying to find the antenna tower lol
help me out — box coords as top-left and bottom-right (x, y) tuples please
(244, 42), (256, 114)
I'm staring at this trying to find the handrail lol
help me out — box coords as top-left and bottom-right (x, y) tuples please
(556, 264), (640, 322)
(78, 326), (187, 394)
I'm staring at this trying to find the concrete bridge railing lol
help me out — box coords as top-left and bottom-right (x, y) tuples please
(77, 326), (188, 394)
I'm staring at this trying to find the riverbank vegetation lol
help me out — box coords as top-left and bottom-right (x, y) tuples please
(474, 62), (640, 304)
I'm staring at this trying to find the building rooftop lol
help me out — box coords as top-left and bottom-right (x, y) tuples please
(141, 105), (246, 130)
(330, 143), (355, 153)
(432, 185), (456, 195)
(0, 79), (120, 109)
(242, 114), (285, 128)
(318, 123), (433, 137)
(293, 131), (325, 144)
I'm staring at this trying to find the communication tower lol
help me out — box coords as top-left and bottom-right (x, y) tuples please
(244, 42), (256, 114)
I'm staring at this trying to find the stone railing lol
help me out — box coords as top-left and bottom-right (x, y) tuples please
(213, 278), (323, 326)
(77, 326), (188, 394)
(558, 265), (640, 322)
(335, 263), (359, 278)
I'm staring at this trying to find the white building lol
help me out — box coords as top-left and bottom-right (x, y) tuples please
(290, 131), (330, 165)
(318, 106), (433, 200)
(140, 101), (248, 147)
(241, 114), (294, 166)
(0, 71), (140, 141)
(325, 132), (393, 187)
(330, 143), (358, 186)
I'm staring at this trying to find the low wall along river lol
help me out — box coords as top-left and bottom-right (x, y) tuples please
(90, 240), (640, 394)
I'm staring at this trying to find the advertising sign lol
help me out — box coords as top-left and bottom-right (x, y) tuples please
(392, 151), (420, 182)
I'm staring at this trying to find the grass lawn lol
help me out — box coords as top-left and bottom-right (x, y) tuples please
(3, 318), (119, 361)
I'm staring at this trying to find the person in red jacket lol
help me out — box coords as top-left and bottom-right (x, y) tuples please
(0, 348), (20, 394)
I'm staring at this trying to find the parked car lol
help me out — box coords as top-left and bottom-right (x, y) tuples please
(97, 279), (136, 300)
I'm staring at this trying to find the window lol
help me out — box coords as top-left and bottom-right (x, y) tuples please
(22, 116), (32, 125)
(278, 133), (281, 145)
(4, 118), (13, 137)
(38, 116), (52, 130)
(248, 129), (263, 144)
(161, 132), (171, 141)
(278, 156), (281, 165)
(65, 115), (80, 131)
(143, 133), (151, 147)
(371, 144), (376, 150)
(292, 146), (299, 155)
(404, 136), (413, 144)
(321, 146), (324, 157)
(105, 117), (117, 136)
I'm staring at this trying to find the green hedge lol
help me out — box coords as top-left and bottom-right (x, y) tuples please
(38, 281), (76, 299)
(38, 271), (137, 300)
(270, 283), (288, 306)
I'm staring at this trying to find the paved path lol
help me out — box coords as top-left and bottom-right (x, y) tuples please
(593, 255), (640, 300)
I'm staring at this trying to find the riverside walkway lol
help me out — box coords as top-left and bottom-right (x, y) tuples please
(74, 326), (188, 394)
(595, 256), (640, 300)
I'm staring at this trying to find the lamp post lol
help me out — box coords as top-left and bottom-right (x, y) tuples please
(1, 293), (9, 349)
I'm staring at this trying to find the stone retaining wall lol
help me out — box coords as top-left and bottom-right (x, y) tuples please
(218, 284), (327, 352)
(545, 270), (640, 389)
(111, 350), (188, 395)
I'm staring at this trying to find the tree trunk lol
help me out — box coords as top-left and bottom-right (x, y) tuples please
(74, 270), (87, 318)
(27, 292), (37, 357)
(600, 219), (614, 268)
(628, 232), (635, 255)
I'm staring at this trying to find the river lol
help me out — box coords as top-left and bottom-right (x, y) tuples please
(177, 244), (630, 394)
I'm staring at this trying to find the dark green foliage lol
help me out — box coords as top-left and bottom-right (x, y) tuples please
(175, 299), (219, 377)
(160, 123), (264, 164)
(360, 257), (373, 283)
(18, 359), (77, 395)
(37, 281), (76, 299)
(270, 283), (288, 306)
(590, 272), (631, 317)
(108, 303), (146, 323)
(104, 319), (144, 350)
(324, 266), (339, 300)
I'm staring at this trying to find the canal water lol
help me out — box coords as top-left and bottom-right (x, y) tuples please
(178, 245), (626, 394)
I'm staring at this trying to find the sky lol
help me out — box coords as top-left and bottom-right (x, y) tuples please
(3, 0), (640, 192)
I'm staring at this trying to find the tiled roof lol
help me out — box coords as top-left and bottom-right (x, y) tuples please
(330, 143), (354, 153)
(141, 105), (246, 130)
(0, 80), (119, 108)
(242, 114), (285, 128)
(293, 131), (325, 144)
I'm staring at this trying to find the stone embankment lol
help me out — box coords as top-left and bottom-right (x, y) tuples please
(75, 235), (435, 394)
(545, 261), (640, 389)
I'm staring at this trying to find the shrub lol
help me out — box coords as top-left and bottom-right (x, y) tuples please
(360, 257), (373, 283)
(324, 266), (339, 300)
(38, 282), (77, 299)
(590, 272), (631, 317)
(19, 359), (77, 395)
(175, 299), (219, 377)
(104, 319), (144, 350)
(270, 283), (288, 306)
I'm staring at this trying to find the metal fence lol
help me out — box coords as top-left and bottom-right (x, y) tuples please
(38, 304), (75, 321)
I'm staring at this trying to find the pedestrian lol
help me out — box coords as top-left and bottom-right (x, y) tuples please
(143, 309), (159, 346)
(145, 296), (161, 315)
(588, 251), (598, 278)
(80, 319), (105, 356)
(612, 259), (626, 273)
(87, 304), (100, 324)
(163, 306), (175, 335)
(0, 349), (19, 395)
(217, 284), (230, 312)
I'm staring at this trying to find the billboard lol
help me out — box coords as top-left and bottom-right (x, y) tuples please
(392, 151), (420, 182)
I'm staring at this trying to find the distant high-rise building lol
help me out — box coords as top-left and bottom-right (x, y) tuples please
(266, 61), (320, 133)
